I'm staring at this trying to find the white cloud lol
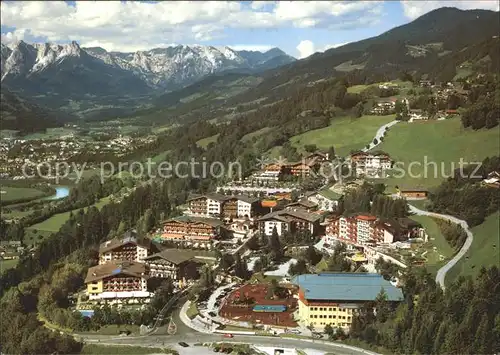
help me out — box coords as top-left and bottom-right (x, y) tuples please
(0, 1), (382, 52)
(296, 40), (316, 59)
(1, 28), (29, 45)
(401, 1), (500, 20)
(229, 45), (274, 52)
(296, 40), (349, 59)
(250, 1), (276, 11)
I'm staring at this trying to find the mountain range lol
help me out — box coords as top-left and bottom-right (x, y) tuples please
(1, 7), (498, 128)
(0, 41), (295, 99)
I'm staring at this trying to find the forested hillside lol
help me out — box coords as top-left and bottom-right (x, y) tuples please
(0, 89), (71, 134)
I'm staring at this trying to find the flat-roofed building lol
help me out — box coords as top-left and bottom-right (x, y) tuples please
(292, 273), (403, 330)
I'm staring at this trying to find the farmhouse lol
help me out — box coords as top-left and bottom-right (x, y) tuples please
(396, 186), (429, 199)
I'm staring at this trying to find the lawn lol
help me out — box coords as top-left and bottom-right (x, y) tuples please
(410, 215), (455, 275)
(24, 230), (54, 247)
(376, 118), (500, 191)
(290, 114), (396, 157)
(249, 272), (284, 283)
(196, 134), (220, 148)
(81, 344), (170, 355)
(347, 84), (371, 94)
(241, 127), (272, 142)
(446, 212), (500, 285)
(26, 196), (111, 234)
(0, 186), (48, 203)
(0, 258), (19, 272)
(186, 302), (199, 319)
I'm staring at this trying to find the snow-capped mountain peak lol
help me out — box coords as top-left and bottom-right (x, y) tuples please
(1, 40), (295, 96)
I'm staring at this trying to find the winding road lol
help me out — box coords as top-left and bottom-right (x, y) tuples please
(361, 119), (399, 152)
(408, 204), (474, 289)
(358, 118), (474, 290)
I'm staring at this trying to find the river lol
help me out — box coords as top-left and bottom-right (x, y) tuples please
(46, 186), (70, 200)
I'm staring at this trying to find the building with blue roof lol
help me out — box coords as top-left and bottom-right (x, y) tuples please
(291, 273), (404, 330)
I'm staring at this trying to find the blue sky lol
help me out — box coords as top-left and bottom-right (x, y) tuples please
(1, 1), (499, 58)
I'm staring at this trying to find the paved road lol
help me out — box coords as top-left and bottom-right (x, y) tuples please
(362, 120), (399, 152)
(78, 306), (378, 355)
(82, 334), (376, 355)
(408, 204), (474, 289)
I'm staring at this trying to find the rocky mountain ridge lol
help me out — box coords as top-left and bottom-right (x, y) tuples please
(0, 40), (295, 92)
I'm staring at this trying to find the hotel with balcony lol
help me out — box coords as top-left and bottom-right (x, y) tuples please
(186, 193), (260, 220)
(98, 230), (151, 265)
(143, 249), (204, 287)
(85, 260), (151, 303)
(159, 215), (227, 248)
(325, 214), (424, 246)
(350, 151), (392, 178)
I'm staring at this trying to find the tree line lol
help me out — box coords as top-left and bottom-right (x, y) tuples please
(348, 266), (500, 354)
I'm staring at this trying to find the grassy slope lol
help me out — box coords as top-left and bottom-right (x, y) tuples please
(0, 259), (19, 272)
(446, 212), (500, 285)
(26, 197), (111, 234)
(290, 114), (395, 157)
(410, 215), (455, 275)
(196, 134), (220, 148)
(241, 127), (272, 142)
(0, 186), (47, 202)
(376, 118), (500, 190)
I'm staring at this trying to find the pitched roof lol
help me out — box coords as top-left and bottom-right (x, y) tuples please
(143, 249), (199, 265)
(99, 231), (150, 253)
(286, 199), (318, 209)
(85, 261), (147, 283)
(170, 215), (225, 227)
(258, 209), (321, 223)
(234, 195), (260, 204)
(292, 273), (403, 302)
(317, 189), (342, 201)
(187, 193), (230, 202)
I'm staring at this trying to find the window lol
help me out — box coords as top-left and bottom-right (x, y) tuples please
(333, 308), (337, 311)
(328, 315), (333, 319)
(328, 307), (333, 311)
(333, 315), (337, 319)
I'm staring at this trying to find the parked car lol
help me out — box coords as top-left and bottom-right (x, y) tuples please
(178, 342), (189, 347)
(286, 329), (301, 334)
(208, 311), (217, 317)
(223, 333), (234, 338)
